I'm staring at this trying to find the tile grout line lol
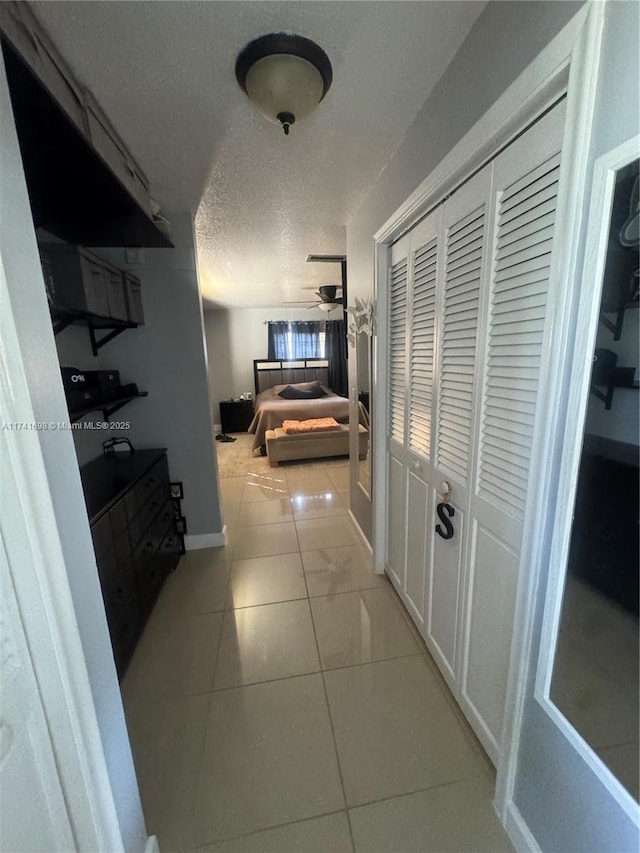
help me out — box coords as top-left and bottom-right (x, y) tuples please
(187, 808), (350, 851)
(296, 499), (356, 853)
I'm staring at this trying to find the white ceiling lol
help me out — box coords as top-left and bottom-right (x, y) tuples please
(30, 1), (484, 308)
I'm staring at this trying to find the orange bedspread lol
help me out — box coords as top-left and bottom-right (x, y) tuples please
(282, 417), (341, 434)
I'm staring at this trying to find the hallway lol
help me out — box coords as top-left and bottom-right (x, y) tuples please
(121, 438), (512, 852)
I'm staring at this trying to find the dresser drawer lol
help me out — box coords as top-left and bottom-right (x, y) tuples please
(102, 559), (137, 628)
(109, 498), (128, 538)
(111, 597), (144, 677)
(91, 512), (113, 557)
(114, 527), (131, 565)
(134, 456), (169, 511)
(95, 545), (117, 584)
(135, 480), (169, 542)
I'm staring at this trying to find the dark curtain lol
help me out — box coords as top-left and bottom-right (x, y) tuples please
(326, 319), (348, 397)
(267, 321), (323, 359)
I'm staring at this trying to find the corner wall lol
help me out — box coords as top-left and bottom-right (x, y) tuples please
(345, 0), (584, 544)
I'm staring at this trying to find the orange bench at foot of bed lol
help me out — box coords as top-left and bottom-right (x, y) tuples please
(265, 424), (368, 466)
(282, 417), (341, 434)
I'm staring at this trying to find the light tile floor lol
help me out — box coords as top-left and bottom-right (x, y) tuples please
(122, 442), (512, 852)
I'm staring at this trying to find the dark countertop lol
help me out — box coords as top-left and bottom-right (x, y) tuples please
(80, 448), (166, 523)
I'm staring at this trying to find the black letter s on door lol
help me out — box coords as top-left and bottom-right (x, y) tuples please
(435, 502), (455, 540)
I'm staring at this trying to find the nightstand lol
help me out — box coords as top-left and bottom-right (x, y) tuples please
(219, 399), (254, 433)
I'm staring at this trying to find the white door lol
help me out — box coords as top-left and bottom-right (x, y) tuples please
(427, 166), (492, 688)
(460, 102), (566, 761)
(386, 210), (443, 633)
(0, 537), (76, 852)
(384, 100), (567, 764)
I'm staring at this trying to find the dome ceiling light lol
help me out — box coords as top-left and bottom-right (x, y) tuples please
(235, 33), (333, 136)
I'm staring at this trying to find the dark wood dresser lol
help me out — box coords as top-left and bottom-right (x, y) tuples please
(80, 449), (181, 677)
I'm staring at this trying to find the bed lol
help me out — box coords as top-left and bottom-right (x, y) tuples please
(248, 358), (369, 452)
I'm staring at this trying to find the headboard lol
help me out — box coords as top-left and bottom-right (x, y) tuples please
(253, 359), (330, 396)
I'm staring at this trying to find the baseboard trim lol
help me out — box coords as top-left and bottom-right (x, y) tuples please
(145, 835), (160, 853)
(504, 800), (541, 853)
(184, 527), (227, 551)
(348, 508), (374, 557)
(213, 423), (221, 434)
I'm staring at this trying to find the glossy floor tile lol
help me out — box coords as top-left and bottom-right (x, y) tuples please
(290, 490), (344, 521)
(226, 552), (307, 609)
(295, 516), (357, 551)
(302, 545), (386, 598)
(126, 693), (210, 852)
(192, 674), (344, 844)
(121, 444), (510, 851)
(227, 522), (299, 560)
(287, 473), (337, 498)
(122, 611), (223, 709)
(197, 813), (353, 853)
(214, 600), (320, 689)
(229, 497), (294, 528)
(349, 778), (512, 852)
(324, 656), (486, 806)
(151, 557), (230, 621)
(311, 587), (420, 669)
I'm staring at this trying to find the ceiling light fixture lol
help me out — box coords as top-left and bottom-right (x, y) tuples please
(235, 33), (333, 136)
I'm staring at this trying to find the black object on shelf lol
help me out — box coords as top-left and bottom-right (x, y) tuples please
(69, 391), (148, 424)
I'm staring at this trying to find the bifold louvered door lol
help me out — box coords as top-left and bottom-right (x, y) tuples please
(384, 99), (566, 763)
(427, 168), (491, 686)
(459, 101), (566, 760)
(387, 212), (442, 631)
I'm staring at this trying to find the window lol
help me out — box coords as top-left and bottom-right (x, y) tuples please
(267, 321), (325, 359)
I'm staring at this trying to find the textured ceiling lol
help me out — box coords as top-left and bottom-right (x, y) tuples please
(30, 1), (484, 308)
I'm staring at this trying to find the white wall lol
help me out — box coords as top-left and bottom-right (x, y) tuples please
(0, 54), (147, 853)
(204, 306), (327, 426)
(345, 0), (584, 544)
(88, 217), (223, 539)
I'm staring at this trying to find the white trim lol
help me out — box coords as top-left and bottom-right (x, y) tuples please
(372, 3), (590, 610)
(0, 262), (124, 850)
(369, 0), (607, 836)
(145, 834), (161, 853)
(504, 801), (542, 853)
(495, 0), (611, 824)
(530, 133), (640, 825)
(184, 528), (227, 551)
(348, 508), (374, 558)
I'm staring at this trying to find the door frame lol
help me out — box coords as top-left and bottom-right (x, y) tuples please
(530, 134), (640, 827)
(371, 0), (605, 834)
(0, 258), (126, 851)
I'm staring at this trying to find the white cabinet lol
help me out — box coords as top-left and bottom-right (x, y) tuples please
(385, 100), (567, 763)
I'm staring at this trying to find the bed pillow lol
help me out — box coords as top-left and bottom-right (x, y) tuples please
(277, 383), (328, 400)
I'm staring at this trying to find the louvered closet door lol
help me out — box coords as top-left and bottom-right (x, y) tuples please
(426, 166), (492, 686)
(385, 212), (441, 625)
(386, 232), (411, 593)
(460, 101), (567, 761)
(403, 211), (441, 628)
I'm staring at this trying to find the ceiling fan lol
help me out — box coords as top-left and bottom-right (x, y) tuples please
(285, 284), (344, 312)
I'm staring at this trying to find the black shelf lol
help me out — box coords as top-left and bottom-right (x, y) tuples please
(69, 391), (148, 423)
(2, 38), (173, 249)
(52, 308), (140, 355)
